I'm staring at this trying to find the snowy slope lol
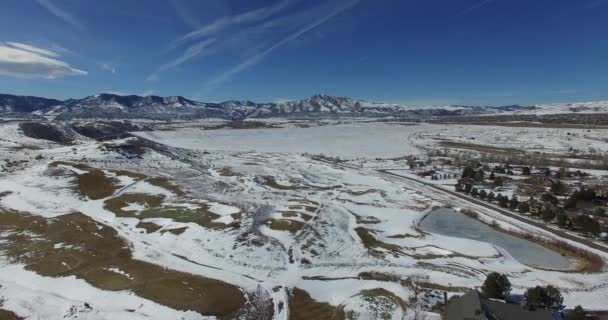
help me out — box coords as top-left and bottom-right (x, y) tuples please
(503, 100), (608, 115)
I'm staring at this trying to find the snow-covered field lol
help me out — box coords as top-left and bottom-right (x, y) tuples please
(134, 122), (423, 159)
(1, 121), (608, 320)
(136, 121), (608, 159)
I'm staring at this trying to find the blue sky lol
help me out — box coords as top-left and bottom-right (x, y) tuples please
(0, 0), (607, 106)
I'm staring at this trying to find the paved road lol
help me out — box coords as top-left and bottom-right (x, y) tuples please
(377, 169), (608, 254)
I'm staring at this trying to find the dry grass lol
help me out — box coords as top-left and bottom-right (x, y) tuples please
(266, 219), (306, 233)
(289, 288), (340, 320)
(357, 272), (402, 283)
(160, 227), (189, 235)
(135, 221), (163, 233)
(438, 140), (524, 155)
(49, 162), (120, 200)
(112, 170), (147, 180)
(279, 211), (313, 221)
(105, 194), (234, 230)
(10, 144), (42, 151)
(0, 210), (245, 317)
(77, 169), (120, 199)
(0, 309), (23, 320)
(104, 193), (165, 216)
(146, 177), (185, 196)
(355, 227), (403, 257)
(359, 288), (408, 312)
(218, 167), (240, 177)
(263, 176), (300, 190)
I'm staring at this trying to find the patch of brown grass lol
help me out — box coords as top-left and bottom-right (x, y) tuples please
(266, 219), (306, 233)
(438, 140), (524, 155)
(355, 227), (403, 257)
(135, 221), (162, 233)
(263, 176), (300, 190)
(104, 193), (165, 216)
(279, 211), (313, 221)
(146, 177), (185, 196)
(218, 167), (240, 177)
(49, 162), (120, 200)
(0, 210), (245, 317)
(160, 227), (189, 235)
(0, 309), (23, 320)
(289, 288), (339, 320)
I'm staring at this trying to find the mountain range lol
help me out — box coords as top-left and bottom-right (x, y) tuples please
(1, 93), (607, 121)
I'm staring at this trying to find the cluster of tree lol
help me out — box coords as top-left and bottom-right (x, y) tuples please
(461, 166), (485, 182)
(564, 188), (597, 209)
(457, 181), (521, 210)
(481, 273), (587, 319)
(456, 169), (605, 239)
(574, 214), (602, 236)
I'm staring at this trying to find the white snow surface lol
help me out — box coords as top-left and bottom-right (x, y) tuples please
(1, 121), (608, 319)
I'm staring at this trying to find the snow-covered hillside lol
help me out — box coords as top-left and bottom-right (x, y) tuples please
(503, 100), (608, 115)
(4, 92), (608, 121)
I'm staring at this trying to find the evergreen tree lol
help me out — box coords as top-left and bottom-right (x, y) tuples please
(574, 215), (601, 236)
(487, 192), (495, 202)
(464, 183), (472, 193)
(518, 202), (529, 213)
(498, 195), (509, 208)
(524, 285), (563, 310)
(479, 189), (488, 199)
(481, 272), (511, 300)
(509, 196), (519, 210)
(556, 212), (569, 228)
(541, 193), (559, 205)
(489, 171), (495, 180)
(455, 183), (463, 192)
(541, 207), (557, 222)
(461, 166), (476, 179)
(566, 305), (587, 320)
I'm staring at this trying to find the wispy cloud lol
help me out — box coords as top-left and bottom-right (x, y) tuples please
(100, 62), (117, 74)
(147, 38), (216, 81)
(457, 0), (495, 17)
(35, 0), (85, 31)
(206, 0), (359, 88)
(178, 0), (295, 43)
(0, 42), (86, 79)
(153, 0), (358, 91)
(6, 42), (60, 58)
(170, 0), (201, 29)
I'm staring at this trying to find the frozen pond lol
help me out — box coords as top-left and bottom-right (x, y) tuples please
(133, 123), (422, 159)
(419, 208), (571, 270)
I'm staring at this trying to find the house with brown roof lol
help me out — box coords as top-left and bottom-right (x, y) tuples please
(446, 290), (553, 320)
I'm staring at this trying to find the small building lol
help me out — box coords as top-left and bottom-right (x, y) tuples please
(417, 169), (435, 177)
(446, 290), (553, 320)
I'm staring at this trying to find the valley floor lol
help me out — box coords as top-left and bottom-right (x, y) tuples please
(1, 120), (607, 320)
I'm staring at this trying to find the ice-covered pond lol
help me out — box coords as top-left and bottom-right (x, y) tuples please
(419, 208), (572, 270)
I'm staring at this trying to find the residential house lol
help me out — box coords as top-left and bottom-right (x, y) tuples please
(446, 290), (553, 320)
